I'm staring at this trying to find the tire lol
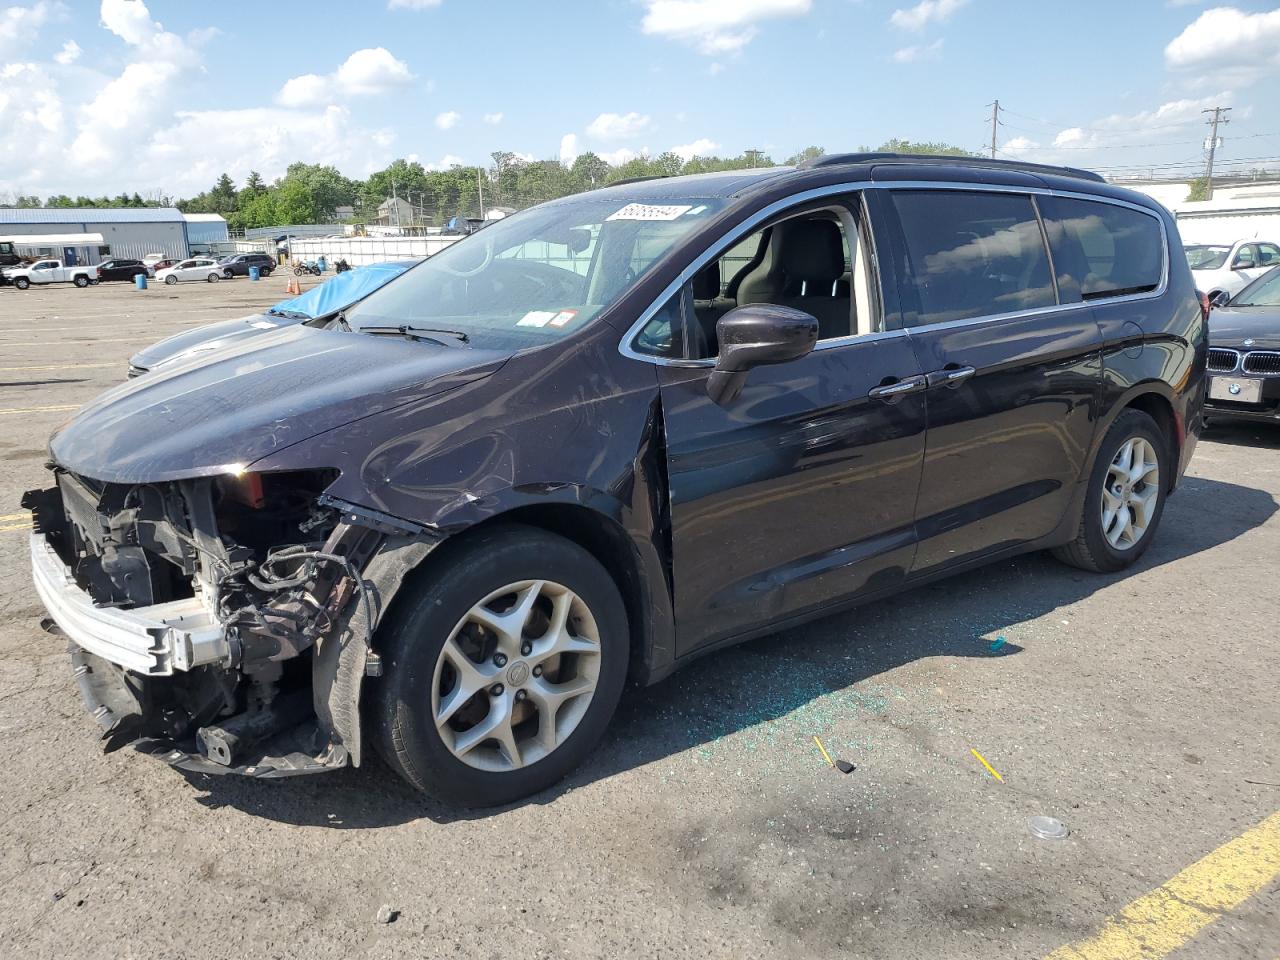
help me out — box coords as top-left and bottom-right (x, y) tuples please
(292, 266), (303, 276)
(14, 277), (29, 289)
(223, 269), (234, 279)
(164, 275), (178, 285)
(207, 273), (219, 283)
(372, 524), (629, 806)
(1052, 409), (1169, 573)
(73, 275), (89, 288)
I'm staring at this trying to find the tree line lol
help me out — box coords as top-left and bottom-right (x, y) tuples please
(1, 140), (973, 229)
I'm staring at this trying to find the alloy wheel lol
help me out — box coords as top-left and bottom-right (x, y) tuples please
(1101, 436), (1160, 551)
(431, 579), (601, 772)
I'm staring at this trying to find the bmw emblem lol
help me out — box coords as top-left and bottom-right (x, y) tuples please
(1229, 383), (1243, 396)
(1243, 338), (1256, 347)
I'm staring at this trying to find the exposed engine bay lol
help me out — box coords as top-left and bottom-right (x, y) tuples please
(23, 469), (437, 777)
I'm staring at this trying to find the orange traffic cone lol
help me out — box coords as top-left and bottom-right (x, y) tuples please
(286, 276), (300, 295)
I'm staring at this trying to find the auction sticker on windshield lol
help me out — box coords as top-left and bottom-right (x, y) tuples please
(517, 311), (557, 327)
(606, 203), (693, 221)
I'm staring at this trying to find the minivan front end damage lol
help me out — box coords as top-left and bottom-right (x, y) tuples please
(23, 468), (438, 778)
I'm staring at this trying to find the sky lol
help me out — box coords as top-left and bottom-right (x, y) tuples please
(1, 0), (1279, 199)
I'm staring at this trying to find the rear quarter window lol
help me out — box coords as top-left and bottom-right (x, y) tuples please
(1040, 197), (1164, 301)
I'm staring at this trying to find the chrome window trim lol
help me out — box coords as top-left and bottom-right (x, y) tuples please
(618, 179), (1171, 367)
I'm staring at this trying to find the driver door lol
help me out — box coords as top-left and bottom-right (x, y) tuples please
(647, 195), (928, 654)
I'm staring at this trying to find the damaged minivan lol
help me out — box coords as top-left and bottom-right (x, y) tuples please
(25, 154), (1205, 806)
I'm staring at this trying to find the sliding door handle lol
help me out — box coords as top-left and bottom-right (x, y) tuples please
(926, 365), (976, 389)
(868, 375), (928, 401)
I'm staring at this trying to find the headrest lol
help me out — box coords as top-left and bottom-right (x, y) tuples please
(692, 261), (720, 300)
(776, 219), (843, 283)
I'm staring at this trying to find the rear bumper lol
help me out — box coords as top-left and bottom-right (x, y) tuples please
(30, 533), (230, 675)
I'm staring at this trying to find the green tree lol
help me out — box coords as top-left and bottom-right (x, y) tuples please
(245, 170), (265, 194)
(275, 179), (320, 225)
(1186, 177), (1209, 202)
(570, 152), (609, 189)
(786, 145), (825, 165)
(870, 138), (975, 157)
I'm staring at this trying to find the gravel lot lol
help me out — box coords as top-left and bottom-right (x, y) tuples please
(1, 275), (1277, 959)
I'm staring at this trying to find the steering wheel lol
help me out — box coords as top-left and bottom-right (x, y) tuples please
(439, 236), (495, 278)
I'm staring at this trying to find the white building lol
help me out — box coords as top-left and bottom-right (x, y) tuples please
(0, 207), (189, 265)
(183, 213), (229, 245)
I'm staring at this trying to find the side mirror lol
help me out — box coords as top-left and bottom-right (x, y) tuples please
(706, 304), (818, 405)
(1210, 290), (1232, 308)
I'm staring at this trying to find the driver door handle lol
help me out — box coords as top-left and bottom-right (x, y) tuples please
(868, 375), (928, 401)
(926, 365), (976, 389)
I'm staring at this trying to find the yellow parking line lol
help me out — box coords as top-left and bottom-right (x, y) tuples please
(1045, 809), (1280, 960)
(0, 403), (79, 415)
(0, 512), (30, 521)
(0, 362), (114, 372)
(0, 523), (31, 533)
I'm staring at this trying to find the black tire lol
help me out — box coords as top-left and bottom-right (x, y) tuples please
(207, 273), (219, 282)
(372, 524), (629, 806)
(164, 275), (177, 285)
(14, 277), (29, 289)
(1052, 409), (1169, 573)
(73, 275), (89, 287)
(223, 269), (234, 279)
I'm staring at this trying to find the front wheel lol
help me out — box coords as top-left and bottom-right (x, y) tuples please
(14, 277), (30, 289)
(292, 265), (304, 276)
(1053, 409), (1168, 573)
(373, 524), (629, 807)
(164, 275), (178, 285)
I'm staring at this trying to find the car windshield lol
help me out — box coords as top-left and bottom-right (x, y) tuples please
(1231, 268), (1280, 306)
(343, 195), (726, 350)
(1185, 245), (1231, 270)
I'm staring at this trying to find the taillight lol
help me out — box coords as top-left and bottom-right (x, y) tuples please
(1197, 290), (1210, 321)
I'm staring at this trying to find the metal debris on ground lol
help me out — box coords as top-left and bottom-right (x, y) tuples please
(376, 904), (399, 924)
(813, 735), (856, 774)
(834, 759), (856, 774)
(812, 735), (835, 767)
(1028, 816), (1069, 840)
(970, 747), (1004, 782)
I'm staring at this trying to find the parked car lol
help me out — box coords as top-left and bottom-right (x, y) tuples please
(95, 258), (150, 282)
(4, 258), (97, 289)
(1186, 240), (1280, 301)
(23, 154), (1203, 806)
(218, 253), (276, 279)
(1204, 265), (1280, 424)
(149, 257), (181, 274)
(154, 257), (224, 284)
(128, 259), (419, 376)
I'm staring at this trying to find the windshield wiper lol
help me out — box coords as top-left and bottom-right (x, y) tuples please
(359, 324), (470, 345)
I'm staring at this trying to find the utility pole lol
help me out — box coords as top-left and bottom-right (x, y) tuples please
(1202, 105), (1231, 200)
(477, 168), (486, 219)
(744, 149), (763, 168)
(987, 100), (1002, 159)
(390, 180), (401, 230)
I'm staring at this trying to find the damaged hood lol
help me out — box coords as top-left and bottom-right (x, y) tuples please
(129, 313), (296, 373)
(51, 324), (508, 483)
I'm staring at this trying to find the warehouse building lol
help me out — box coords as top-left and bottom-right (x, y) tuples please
(0, 208), (189, 266)
(183, 212), (229, 246)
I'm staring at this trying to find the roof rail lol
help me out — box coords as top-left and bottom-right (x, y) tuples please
(607, 175), (669, 187)
(796, 152), (1106, 184)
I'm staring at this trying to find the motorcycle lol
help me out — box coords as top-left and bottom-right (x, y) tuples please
(291, 260), (322, 276)
(334, 259), (352, 273)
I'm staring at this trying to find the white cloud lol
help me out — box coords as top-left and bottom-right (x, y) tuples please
(425, 153), (464, 170)
(435, 109), (460, 130)
(889, 0), (968, 31)
(277, 73), (329, 108)
(1165, 6), (1280, 84)
(53, 38), (81, 64)
(483, 111), (503, 125)
(599, 147), (640, 165)
(1, 1), (56, 57)
(335, 46), (413, 94)
(0, 61), (65, 189)
(587, 111), (652, 140)
(1001, 136), (1039, 155)
(388, 0), (441, 7)
(276, 46), (413, 106)
(892, 38), (943, 62)
(99, 0), (158, 45)
(641, 0), (811, 55)
(670, 137), (718, 160)
(559, 132), (580, 164)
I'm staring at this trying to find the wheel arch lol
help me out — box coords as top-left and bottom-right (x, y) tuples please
(1091, 383), (1182, 494)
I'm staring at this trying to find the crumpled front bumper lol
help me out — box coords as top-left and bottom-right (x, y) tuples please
(30, 533), (230, 675)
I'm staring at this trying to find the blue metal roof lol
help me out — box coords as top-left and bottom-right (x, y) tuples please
(0, 207), (186, 224)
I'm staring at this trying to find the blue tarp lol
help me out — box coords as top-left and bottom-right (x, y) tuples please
(268, 260), (416, 319)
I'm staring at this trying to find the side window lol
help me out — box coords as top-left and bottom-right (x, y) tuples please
(1259, 243), (1280, 266)
(633, 288), (689, 359)
(1043, 197), (1163, 300)
(1234, 244), (1258, 269)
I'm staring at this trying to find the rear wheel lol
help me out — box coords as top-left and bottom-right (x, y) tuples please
(373, 524), (628, 806)
(223, 269), (234, 279)
(1053, 409), (1168, 573)
(73, 275), (89, 288)
(206, 273), (219, 282)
